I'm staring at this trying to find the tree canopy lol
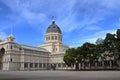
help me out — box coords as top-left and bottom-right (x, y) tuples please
(63, 29), (120, 70)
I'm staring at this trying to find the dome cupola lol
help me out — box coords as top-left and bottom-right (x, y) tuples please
(45, 17), (62, 43)
(46, 19), (62, 34)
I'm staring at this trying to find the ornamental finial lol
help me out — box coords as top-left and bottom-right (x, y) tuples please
(52, 16), (55, 24)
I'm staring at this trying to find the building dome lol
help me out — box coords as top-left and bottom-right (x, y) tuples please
(46, 21), (62, 34)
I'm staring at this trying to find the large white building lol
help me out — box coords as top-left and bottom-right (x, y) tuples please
(0, 19), (69, 70)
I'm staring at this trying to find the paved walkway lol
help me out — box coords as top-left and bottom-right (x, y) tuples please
(0, 71), (120, 80)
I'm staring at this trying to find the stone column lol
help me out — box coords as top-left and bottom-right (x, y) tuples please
(102, 61), (104, 69)
(110, 60), (112, 69)
(28, 63), (30, 71)
(20, 63), (24, 71)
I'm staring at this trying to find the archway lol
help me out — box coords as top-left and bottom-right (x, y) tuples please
(0, 48), (5, 70)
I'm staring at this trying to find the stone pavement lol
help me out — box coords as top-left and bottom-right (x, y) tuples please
(0, 71), (120, 80)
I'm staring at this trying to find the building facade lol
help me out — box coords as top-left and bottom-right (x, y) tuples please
(0, 20), (69, 70)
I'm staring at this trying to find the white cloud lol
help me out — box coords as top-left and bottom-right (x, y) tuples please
(101, 0), (120, 10)
(1, 0), (120, 32)
(0, 0), (49, 38)
(58, 14), (79, 32)
(83, 29), (116, 44)
(1, 0), (120, 47)
(68, 29), (117, 47)
(84, 25), (101, 30)
(59, 0), (120, 32)
(92, 30), (116, 38)
(0, 32), (8, 40)
(21, 9), (47, 26)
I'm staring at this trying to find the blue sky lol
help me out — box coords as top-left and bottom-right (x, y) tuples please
(0, 0), (120, 47)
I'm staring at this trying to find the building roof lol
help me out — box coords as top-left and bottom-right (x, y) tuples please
(46, 21), (62, 34)
(21, 44), (49, 53)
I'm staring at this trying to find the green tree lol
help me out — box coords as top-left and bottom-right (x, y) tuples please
(103, 33), (116, 53)
(116, 29), (120, 59)
(63, 29), (120, 70)
(63, 48), (76, 68)
(80, 42), (97, 69)
(75, 47), (83, 70)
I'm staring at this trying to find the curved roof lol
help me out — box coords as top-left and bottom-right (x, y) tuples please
(46, 21), (62, 34)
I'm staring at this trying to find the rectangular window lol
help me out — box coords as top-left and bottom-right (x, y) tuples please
(52, 36), (54, 40)
(58, 64), (61, 67)
(11, 58), (12, 62)
(30, 63), (33, 68)
(63, 63), (66, 67)
(35, 63), (38, 68)
(10, 46), (13, 49)
(55, 36), (57, 40)
(24, 63), (28, 68)
(43, 63), (46, 67)
(39, 63), (42, 68)
(48, 36), (50, 40)
(56, 48), (57, 51)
